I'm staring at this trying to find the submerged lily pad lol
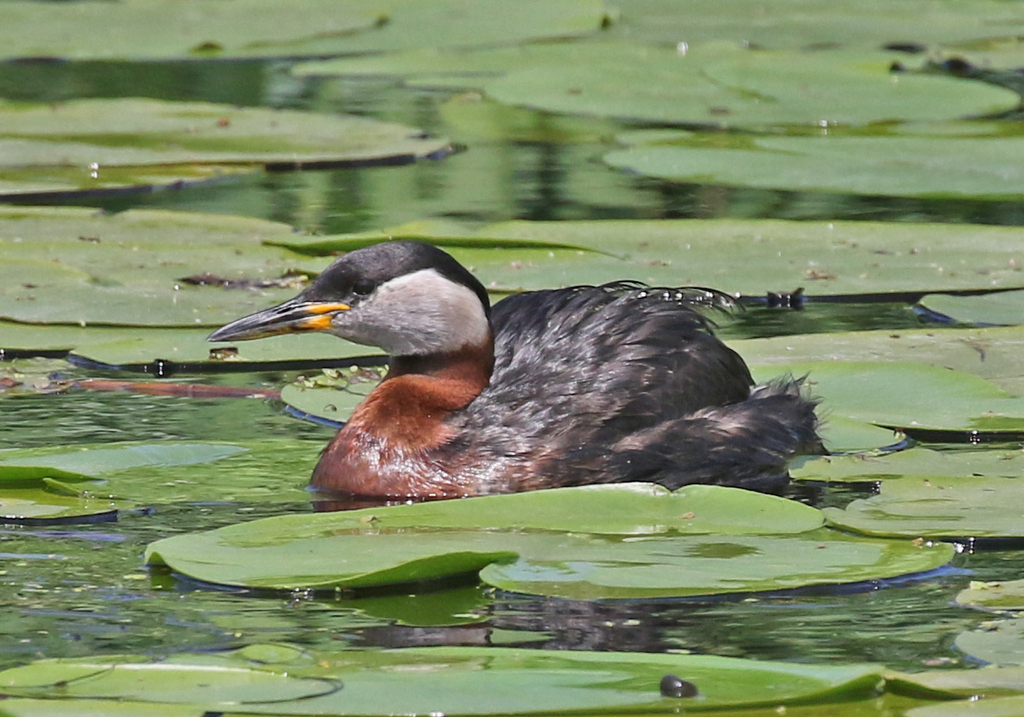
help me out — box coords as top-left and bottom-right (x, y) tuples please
(919, 291), (1024, 326)
(0, 645), (885, 715)
(823, 476), (1024, 539)
(956, 580), (1024, 613)
(605, 134), (1024, 199)
(751, 361), (1024, 434)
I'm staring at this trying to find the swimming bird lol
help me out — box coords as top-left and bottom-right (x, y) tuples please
(209, 241), (821, 499)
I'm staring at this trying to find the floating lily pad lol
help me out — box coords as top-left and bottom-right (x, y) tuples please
(0, 98), (450, 184)
(955, 618), (1024, 666)
(143, 486), (955, 598)
(485, 44), (1015, 128)
(751, 361), (1024, 434)
(0, 440), (319, 505)
(480, 528), (954, 600)
(605, 0), (1024, 50)
(817, 416), (906, 453)
(956, 580), (1024, 613)
(606, 134), (1024, 199)
(0, 207), (313, 326)
(0, 655), (340, 705)
(919, 291), (1024, 326)
(0, 164), (258, 199)
(0, 699), (201, 717)
(0, 645), (885, 715)
(823, 476), (1024, 539)
(794, 447), (1024, 484)
(906, 695), (1024, 717)
(735, 326), (1024, 395)
(888, 665), (1024, 699)
(0, 0), (606, 62)
(285, 219), (1024, 296)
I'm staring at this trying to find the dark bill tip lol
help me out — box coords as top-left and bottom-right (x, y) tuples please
(207, 299), (350, 342)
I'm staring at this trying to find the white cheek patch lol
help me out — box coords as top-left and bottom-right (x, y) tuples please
(332, 268), (490, 356)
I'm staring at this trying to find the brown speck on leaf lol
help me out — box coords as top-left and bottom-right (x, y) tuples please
(208, 347), (240, 361)
(909, 247), (920, 255)
(1010, 258), (1021, 270)
(681, 512), (696, 519)
(78, 235), (100, 243)
(217, 117), (231, 127)
(708, 106), (731, 116)
(805, 269), (837, 280)
(567, 88), (582, 95)
(22, 283), (37, 289)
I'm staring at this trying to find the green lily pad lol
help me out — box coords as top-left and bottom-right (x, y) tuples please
(0, 0), (385, 60)
(0, 487), (125, 522)
(817, 416), (906, 454)
(604, 0), (1024, 50)
(0, 655), (340, 705)
(906, 695), (1024, 717)
(955, 619), (1024, 666)
(735, 326), (1024, 395)
(0, 207), (313, 326)
(484, 43), (1015, 129)
(142, 487), (956, 598)
(0, 97), (450, 171)
(284, 219), (1024, 296)
(0, 699), (201, 717)
(0, 645), (885, 714)
(957, 580), (1024, 613)
(794, 447), (1024, 484)
(919, 291), (1024, 326)
(0, 164), (258, 199)
(0, 440), (320, 505)
(480, 528), (955, 600)
(605, 134), (1024, 199)
(751, 361), (1024, 434)
(888, 665), (1024, 699)
(823, 476), (1024, 539)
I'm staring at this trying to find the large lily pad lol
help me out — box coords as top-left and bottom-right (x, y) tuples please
(0, 98), (450, 197)
(143, 486), (957, 598)
(906, 695), (1024, 717)
(736, 326), (1024, 395)
(286, 219), (1024, 296)
(956, 580), (1024, 613)
(485, 44), (1015, 129)
(955, 619), (1024, 667)
(0, 645), (885, 715)
(0, 0), (606, 61)
(750, 361), (1024, 434)
(794, 447), (1024, 484)
(919, 291), (1024, 326)
(0, 207), (315, 326)
(0, 440), (319, 505)
(823, 476), (1024, 539)
(480, 528), (955, 600)
(889, 665), (1024, 699)
(605, 134), (1024, 199)
(607, 0), (1024, 50)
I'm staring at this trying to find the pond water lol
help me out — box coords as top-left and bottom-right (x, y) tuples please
(2, 25), (1024, 713)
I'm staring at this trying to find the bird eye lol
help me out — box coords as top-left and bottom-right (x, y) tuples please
(352, 278), (376, 296)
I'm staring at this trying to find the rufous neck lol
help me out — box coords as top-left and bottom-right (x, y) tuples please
(386, 335), (494, 406)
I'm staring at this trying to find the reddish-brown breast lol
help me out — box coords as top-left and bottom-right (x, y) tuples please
(310, 341), (493, 498)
